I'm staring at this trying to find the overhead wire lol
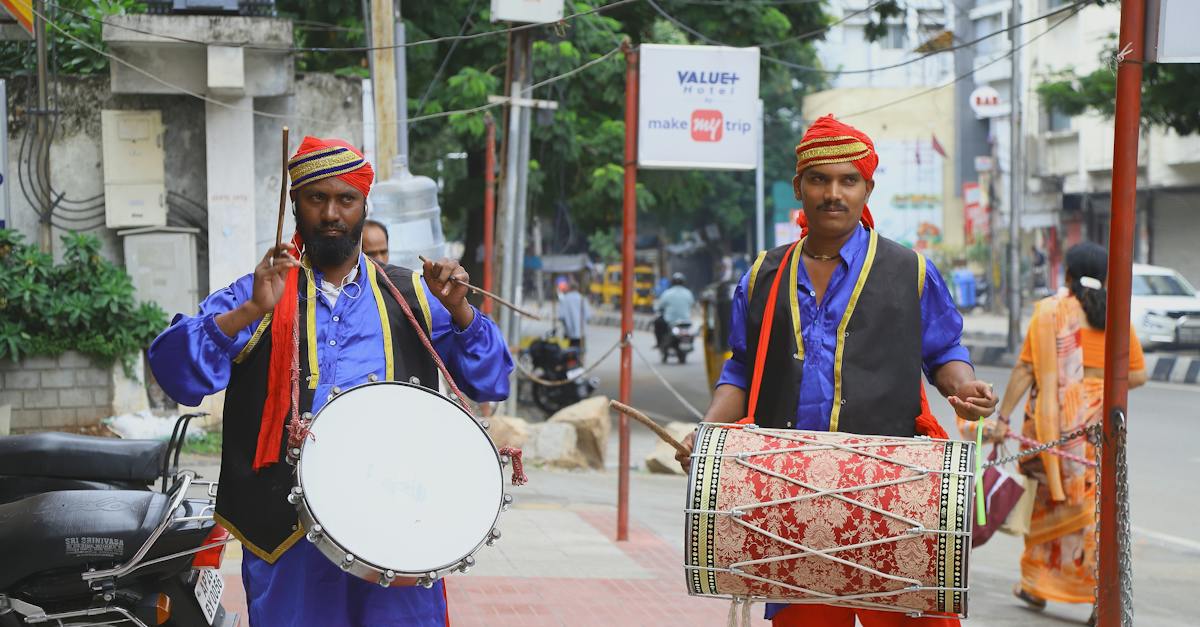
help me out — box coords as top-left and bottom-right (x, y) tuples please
(840, 3), (1083, 119)
(414, 0), (482, 116)
(46, 0), (642, 53)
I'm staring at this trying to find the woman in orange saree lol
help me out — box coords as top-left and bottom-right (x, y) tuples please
(969, 243), (1146, 624)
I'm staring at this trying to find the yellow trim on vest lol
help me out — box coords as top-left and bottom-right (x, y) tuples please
(829, 229), (878, 432)
(411, 271), (433, 334)
(788, 236), (806, 362)
(917, 251), (928, 299)
(747, 251), (768, 299)
(233, 312), (273, 364)
(302, 261), (319, 390)
(366, 261), (395, 381)
(214, 512), (305, 564)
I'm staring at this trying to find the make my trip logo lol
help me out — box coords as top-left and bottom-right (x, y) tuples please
(691, 110), (723, 142)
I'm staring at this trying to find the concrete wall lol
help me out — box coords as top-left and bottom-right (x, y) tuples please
(803, 86), (964, 250)
(0, 352), (114, 432)
(1151, 189), (1200, 287)
(4, 73), (363, 302)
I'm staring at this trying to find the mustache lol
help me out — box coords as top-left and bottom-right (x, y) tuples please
(314, 222), (349, 233)
(817, 202), (850, 212)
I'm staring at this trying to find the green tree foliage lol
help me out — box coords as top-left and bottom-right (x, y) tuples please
(0, 229), (167, 366)
(0, 0), (146, 76)
(1039, 58), (1200, 136)
(278, 0), (836, 254)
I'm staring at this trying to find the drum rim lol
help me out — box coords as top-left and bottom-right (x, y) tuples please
(293, 380), (506, 577)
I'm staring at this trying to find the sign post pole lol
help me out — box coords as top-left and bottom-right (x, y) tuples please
(617, 40), (639, 542)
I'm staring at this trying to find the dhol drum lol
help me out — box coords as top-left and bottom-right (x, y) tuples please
(287, 381), (510, 587)
(685, 424), (975, 618)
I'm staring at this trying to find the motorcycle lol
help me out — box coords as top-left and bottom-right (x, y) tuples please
(518, 334), (598, 414)
(0, 415), (238, 626)
(658, 319), (695, 364)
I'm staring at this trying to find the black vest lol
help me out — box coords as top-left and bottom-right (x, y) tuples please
(214, 264), (439, 563)
(744, 230), (925, 436)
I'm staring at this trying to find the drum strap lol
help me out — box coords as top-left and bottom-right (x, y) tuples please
(745, 239), (802, 422)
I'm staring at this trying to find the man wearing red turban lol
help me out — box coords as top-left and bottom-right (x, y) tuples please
(676, 116), (996, 626)
(150, 136), (513, 625)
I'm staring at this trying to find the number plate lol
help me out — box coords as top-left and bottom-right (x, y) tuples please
(193, 568), (224, 625)
(566, 367), (585, 380)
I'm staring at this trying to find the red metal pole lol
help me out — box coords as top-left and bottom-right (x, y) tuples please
(1099, 1), (1145, 625)
(617, 40), (638, 542)
(482, 114), (496, 317)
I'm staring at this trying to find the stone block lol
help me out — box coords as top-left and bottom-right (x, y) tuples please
(76, 407), (107, 427)
(547, 396), (611, 470)
(59, 387), (95, 408)
(11, 409), (42, 431)
(40, 369), (75, 389)
(5, 370), (41, 390)
(58, 351), (93, 368)
(75, 367), (110, 387)
(21, 355), (59, 370)
(94, 388), (114, 408)
(42, 407), (77, 428)
(524, 422), (586, 470)
(486, 414), (531, 450)
(0, 390), (23, 409)
(645, 421), (699, 475)
(23, 389), (59, 409)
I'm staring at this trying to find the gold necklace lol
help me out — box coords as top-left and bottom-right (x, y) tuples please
(801, 246), (838, 262)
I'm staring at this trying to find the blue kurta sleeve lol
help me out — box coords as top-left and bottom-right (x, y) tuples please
(148, 274), (260, 407)
(920, 258), (972, 377)
(715, 271), (752, 391)
(421, 279), (513, 402)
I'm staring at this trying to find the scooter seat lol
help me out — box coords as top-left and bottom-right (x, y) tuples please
(0, 490), (170, 589)
(0, 432), (166, 483)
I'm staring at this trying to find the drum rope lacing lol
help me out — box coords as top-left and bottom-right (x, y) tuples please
(695, 428), (968, 618)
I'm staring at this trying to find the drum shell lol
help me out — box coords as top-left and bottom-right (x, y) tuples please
(291, 381), (505, 585)
(684, 424), (974, 618)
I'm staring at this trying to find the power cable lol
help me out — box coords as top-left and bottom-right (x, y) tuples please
(46, 0), (642, 53)
(414, 0), (482, 116)
(758, 0), (889, 50)
(32, 4), (623, 129)
(840, 4), (1082, 119)
(645, 0), (1091, 75)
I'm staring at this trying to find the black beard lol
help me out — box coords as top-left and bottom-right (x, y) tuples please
(300, 213), (366, 268)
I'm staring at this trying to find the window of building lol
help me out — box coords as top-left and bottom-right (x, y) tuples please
(1047, 107), (1072, 132)
(884, 24), (908, 49)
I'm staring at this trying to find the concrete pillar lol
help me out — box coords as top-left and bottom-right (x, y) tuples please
(205, 98), (257, 291)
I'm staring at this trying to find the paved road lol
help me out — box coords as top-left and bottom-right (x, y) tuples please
(511, 320), (1200, 624)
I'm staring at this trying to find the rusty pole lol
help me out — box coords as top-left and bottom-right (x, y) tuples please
(617, 40), (638, 542)
(483, 114), (497, 316)
(1098, 1), (1145, 625)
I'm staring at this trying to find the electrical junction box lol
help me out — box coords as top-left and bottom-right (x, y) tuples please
(118, 226), (200, 317)
(101, 110), (166, 228)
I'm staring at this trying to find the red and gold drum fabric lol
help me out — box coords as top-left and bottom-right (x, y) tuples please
(685, 424), (974, 618)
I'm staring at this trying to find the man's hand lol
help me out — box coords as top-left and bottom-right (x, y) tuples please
(675, 430), (697, 473)
(422, 257), (474, 329)
(215, 243), (298, 338)
(947, 379), (998, 420)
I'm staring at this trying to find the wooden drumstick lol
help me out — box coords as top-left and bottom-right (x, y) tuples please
(417, 255), (542, 321)
(274, 126), (290, 254)
(609, 400), (691, 457)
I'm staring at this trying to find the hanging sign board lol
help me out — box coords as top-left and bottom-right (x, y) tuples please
(1146, 0), (1200, 63)
(968, 86), (1005, 119)
(638, 44), (761, 171)
(490, 0), (564, 24)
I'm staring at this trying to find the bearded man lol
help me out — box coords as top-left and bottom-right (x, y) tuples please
(149, 136), (512, 626)
(675, 115), (997, 627)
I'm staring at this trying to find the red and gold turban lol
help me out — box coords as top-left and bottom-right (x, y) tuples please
(793, 114), (877, 232)
(255, 136), (374, 471)
(287, 136), (374, 197)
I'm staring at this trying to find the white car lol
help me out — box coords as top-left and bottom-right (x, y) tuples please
(1131, 264), (1200, 349)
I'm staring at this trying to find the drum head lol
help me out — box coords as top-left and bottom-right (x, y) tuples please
(298, 382), (503, 574)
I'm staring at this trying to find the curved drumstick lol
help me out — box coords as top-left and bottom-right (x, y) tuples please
(609, 400), (690, 457)
(417, 255), (542, 320)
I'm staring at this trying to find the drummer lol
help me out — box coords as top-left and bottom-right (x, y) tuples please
(675, 115), (997, 627)
(148, 136), (512, 626)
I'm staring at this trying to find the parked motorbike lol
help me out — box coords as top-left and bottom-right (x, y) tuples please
(659, 319), (695, 364)
(0, 415), (238, 626)
(519, 334), (598, 414)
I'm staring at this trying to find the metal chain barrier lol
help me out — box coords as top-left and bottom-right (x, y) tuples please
(982, 423), (1102, 469)
(629, 340), (705, 420)
(1115, 410), (1135, 625)
(1091, 422), (1103, 624)
(511, 336), (625, 387)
